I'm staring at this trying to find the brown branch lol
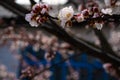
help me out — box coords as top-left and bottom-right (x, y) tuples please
(48, 18), (120, 65)
(29, 0), (36, 7)
(0, 0), (29, 15)
(26, 22), (120, 80)
(0, 1), (25, 17)
(72, 14), (120, 27)
(94, 29), (120, 58)
(65, 0), (78, 8)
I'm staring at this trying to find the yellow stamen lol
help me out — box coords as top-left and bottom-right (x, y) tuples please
(66, 13), (71, 18)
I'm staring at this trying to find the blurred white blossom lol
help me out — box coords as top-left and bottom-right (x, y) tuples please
(25, 13), (39, 27)
(75, 14), (84, 22)
(101, 8), (112, 15)
(0, 64), (16, 79)
(110, 31), (120, 44)
(25, 13), (32, 22)
(95, 23), (103, 30)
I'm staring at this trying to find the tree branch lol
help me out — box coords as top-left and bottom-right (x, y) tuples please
(29, 0), (36, 7)
(0, 1), (25, 17)
(27, 22), (120, 80)
(94, 29), (120, 58)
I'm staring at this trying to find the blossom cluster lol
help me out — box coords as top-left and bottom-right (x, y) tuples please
(103, 63), (118, 77)
(0, 64), (16, 79)
(20, 65), (52, 79)
(25, 3), (50, 27)
(25, 2), (113, 30)
(75, 7), (103, 29)
(58, 6), (112, 30)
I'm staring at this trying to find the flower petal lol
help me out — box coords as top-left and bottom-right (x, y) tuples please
(25, 13), (32, 22)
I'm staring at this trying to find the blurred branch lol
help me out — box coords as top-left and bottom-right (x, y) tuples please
(65, 28), (101, 49)
(0, 0), (29, 17)
(29, 0), (36, 7)
(94, 29), (120, 58)
(48, 18), (120, 65)
(65, 0), (78, 8)
(0, 1), (25, 17)
(111, 0), (118, 6)
(72, 14), (120, 27)
(27, 21), (120, 80)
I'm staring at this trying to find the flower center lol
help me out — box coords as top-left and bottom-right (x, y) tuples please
(66, 13), (71, 18)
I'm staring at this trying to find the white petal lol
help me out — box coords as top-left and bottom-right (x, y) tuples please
(101, 9), (106, 14)
(32, 3), (39, 10)
(77, 15), (84, 22)
(25, 13), (32, 22)
(41, 8), (47, 14)
(106, 8), (112, 14)
(29, 20), (39, 27)
(61, 20), (66, 28)
(95, 23), (103, 30)
(103, 63), (112, 69)
(101, 8), (112, 15)
(58, 6), (74, 21)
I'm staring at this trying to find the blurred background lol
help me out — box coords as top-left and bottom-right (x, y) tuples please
(0, 0), (120, 80)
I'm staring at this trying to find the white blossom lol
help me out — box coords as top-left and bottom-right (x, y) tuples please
(25, 13), (39, 27)
(0, 71), (7, 78)
(95, 23), (103, 30)
(32, 3), (49, 14)
(58, 6), (74, 27)
(25, 3), (50, 27)
(43, 70), (52, 78)
(33, 43), (40, 51)
(60, 20), (66, 28)
(58, 6), (74, 21)
(0, 65), (6, 71)
(7, 72), (16, 78)
(41, 8), (47, 14)
(103, 63), (112, 69)
(110, 31), (120, 44)
(25, 13), (32, 22)
(101, 8), (112, 15)
(76, 14), (84, 22)
(45, 52), (52, 61)
(29, 19), (39, 27)
(32, 3), (40, 11)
